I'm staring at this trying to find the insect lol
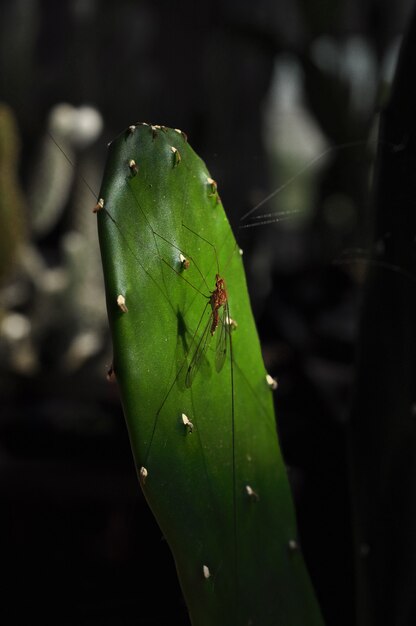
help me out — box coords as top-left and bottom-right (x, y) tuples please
(184, 271), (230, 388)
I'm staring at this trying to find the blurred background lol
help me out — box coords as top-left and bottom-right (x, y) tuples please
(0, 0), (414, 624)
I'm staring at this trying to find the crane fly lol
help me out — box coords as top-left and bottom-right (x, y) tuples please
(184, 272), (230, 388)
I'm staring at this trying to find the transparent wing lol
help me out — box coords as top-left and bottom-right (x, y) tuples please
(215, 303), (230, 373)
(185, 310), (213, 388)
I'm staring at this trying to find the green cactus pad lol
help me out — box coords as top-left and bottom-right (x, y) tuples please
(97, 123), (323, 626)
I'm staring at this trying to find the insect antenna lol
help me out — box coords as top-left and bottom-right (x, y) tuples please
(48, 131), (99, 199)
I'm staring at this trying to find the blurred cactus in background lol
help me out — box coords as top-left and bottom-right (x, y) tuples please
(0, 104), (27, 285)
(0, 102), (107, 375)
(29, 103), (103, 237)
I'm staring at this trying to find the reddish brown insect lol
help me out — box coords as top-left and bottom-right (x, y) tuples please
(185, 272), (230, 388)
(210, 274), (228, 335)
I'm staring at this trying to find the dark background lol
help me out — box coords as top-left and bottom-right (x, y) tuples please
(0, 0), (414, 624)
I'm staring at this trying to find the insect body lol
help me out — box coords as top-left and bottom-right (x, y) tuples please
(210, 274), (227, 335)
(185, 271), (230, 388)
